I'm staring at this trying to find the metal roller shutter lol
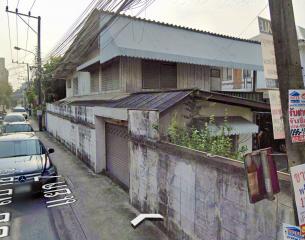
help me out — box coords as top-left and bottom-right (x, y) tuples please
(106, 123), (129, 188)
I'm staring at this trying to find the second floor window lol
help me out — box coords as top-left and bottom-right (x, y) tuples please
(142, 60), (177, 89)
(73, 77), (78, 95)
(66, 79), (71, 89)
(91, 70), (100, 93)
(210, 68), (221, 78)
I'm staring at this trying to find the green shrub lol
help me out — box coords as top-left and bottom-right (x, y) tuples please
(167, 114), (247, 161)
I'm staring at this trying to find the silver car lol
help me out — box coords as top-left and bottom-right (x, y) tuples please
(0, 133), (57, 195)
(3, 113), (26, 125)
(12, 106), (28, 120)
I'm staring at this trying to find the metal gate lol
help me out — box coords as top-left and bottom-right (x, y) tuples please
(106, 123), (129, 188)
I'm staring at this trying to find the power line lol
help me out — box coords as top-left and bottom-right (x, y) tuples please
(6, 11), (13, 60)
(15, 13), (19, 61)
(29, 0), (37, 12)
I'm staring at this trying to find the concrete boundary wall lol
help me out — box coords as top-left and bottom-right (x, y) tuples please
(46, 112), (97, 171)
(128, 109), (295, 240)
(130, 138), (295, 240)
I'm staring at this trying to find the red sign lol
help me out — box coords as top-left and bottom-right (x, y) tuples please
(245, 148), (280, 203)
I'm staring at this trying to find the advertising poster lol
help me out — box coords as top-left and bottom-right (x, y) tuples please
(283, 223), (305, 240)
(269, 90), (285, 139)
(289, 90), (305, 143)
(290, 163), (305, 235)
(258, 17), (278, 89)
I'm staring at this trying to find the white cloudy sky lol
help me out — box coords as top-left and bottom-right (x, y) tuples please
(0, 0), (304, 89)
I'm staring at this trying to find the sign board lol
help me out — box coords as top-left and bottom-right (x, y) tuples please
(289, 90), (305, 143)
(258, 17), (273, 35)
(37, 110), (42, 116)
(291, 163), (305, 235)
(283, 223), (305, 240)
(245, 148), (280, 204)
(258, 17), (278, 88)
(269, 90), (285, 139)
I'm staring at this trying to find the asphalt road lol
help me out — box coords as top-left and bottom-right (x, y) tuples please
(1, 197), (60, 240)
(0, 120), (168, 240)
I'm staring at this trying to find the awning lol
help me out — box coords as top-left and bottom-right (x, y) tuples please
(193, 116), (259, 136)
(100, 13), (263, 71)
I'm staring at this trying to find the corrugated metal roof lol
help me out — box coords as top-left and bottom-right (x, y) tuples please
(100, 12), (264, 71)
(105, 90), (193, 112)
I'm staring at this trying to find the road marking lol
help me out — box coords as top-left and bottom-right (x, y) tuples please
(131, 214), (163, 228)
(0, 213), (10, 223)
(0, 226), (9, 238)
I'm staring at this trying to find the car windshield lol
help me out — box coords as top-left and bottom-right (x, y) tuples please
(3, 124), (33, 133)
(4, 114), (25, 122)
(0, 139), (46, 158)
(13, 108), (25, 113)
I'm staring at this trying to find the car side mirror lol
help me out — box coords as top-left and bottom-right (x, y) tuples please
(48, 148), (55, 154)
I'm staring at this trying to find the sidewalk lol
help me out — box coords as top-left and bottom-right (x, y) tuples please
(32, 120), (168, 240)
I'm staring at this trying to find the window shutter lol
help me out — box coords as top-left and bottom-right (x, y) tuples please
(142, 60), (160, 89)
(73, 77), (78, 95)
(101, 60), (119, 91)
(90, 70), (99, 92)
(160, 63), (177, 88)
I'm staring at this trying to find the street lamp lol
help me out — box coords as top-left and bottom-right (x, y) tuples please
(14, 45), (43, 131)
(14, 46), (36, 57)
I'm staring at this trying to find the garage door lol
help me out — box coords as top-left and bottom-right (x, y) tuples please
(106, 123), (129, 188)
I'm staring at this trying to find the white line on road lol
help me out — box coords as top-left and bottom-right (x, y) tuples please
(131, 214), (163, 228)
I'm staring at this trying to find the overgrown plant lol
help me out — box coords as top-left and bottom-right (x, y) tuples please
(167, 114), (247, 161)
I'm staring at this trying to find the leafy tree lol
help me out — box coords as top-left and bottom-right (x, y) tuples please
(26, 86), (36, 106)
(42, 56), (66, 103)
(0, 82), (13, 109)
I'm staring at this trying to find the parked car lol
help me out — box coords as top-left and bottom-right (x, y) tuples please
(0, 133), (58, 195)
(0, 111), (6, 122)
(12, 106), (28, 120)
(1, 122), (34, 134)
(3, 113), (26, 125)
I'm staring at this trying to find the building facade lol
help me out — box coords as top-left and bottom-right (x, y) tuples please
(47, 10), (270, 186)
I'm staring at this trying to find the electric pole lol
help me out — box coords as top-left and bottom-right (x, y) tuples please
(6, 6), (43, 131)
(268, 0), (304, 167)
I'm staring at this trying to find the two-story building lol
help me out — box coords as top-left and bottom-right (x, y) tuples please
(47, 10), (270, 188)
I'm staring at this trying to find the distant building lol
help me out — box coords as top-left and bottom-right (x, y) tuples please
(0, 58), (8, 84)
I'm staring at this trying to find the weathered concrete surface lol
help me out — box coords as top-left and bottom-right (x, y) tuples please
(130, 139), (295, 240)
(35, 128), (168, 240)
(46, 111), (97, 172)
(127, 106), (294, 240)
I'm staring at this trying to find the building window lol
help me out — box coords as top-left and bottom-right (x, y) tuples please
(90, 69), (99, 93)
(66, 79), (71, 89)
(101, 59), (119, 91)
(227, 68), (233, 81)
(73, 77), (78, 95)
(243, 69), (253, 89)
(210, 68), (221, 78)
(142, 60), (177, 89)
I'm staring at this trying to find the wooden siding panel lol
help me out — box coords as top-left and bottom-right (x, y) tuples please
(233, 69), (242, 89)
(177, 63), (210, 91)
(101, 59), (120, 91)
(121, 57), (142, 92)
(90, 69), (100, 93)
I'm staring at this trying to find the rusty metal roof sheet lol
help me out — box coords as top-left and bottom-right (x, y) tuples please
(105, 90), (193, 113)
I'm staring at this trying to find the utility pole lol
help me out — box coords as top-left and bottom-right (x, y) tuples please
(268, 0), (304, 225)
(6, 6), (43, 130)
(268, 0), (304, 167)
(37, 16), (42, 131)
